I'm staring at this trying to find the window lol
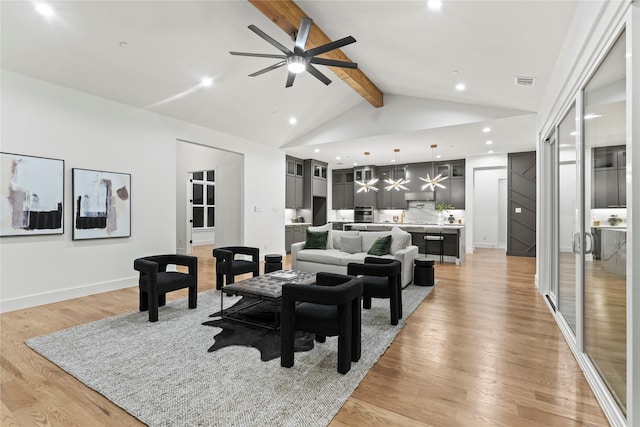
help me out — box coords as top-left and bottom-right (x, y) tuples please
(192, 170), (215, 228)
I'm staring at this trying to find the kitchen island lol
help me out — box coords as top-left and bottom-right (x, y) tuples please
(343, 223), (465, 265)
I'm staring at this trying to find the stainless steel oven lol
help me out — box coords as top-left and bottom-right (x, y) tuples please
(354, 206), (373, 223)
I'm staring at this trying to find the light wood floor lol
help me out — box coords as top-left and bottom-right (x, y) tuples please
(1, 247), (609, 426)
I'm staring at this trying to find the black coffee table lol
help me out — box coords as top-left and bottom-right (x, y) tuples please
(220, 270), (316, 330)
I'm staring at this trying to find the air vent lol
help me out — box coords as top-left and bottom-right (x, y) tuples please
(515, 76), (536, 86)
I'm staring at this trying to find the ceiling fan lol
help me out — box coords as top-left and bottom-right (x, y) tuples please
(230, 17), (358, 87)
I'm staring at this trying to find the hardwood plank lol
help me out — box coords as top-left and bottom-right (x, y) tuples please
(0, 247), (609, 426)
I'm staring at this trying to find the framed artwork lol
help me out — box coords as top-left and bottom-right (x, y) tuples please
(72, 168), (131, 240)
(1, 152), (64, 237)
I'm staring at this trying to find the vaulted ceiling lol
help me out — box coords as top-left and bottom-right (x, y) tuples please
(1, 1), (579, 167)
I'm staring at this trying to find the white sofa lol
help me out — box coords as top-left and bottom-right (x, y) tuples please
(291, 226), (419, 287)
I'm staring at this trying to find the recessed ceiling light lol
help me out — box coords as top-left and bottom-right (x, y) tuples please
(455, 83), (466, 91)
(289, 117), (297, 125)
(35, 3), (54, 16)
(353, 162), (358, 166)
(427, 0), (443, 10)
(569, 131), (579, 136)
(391, 159), (396, 163)
(482, 127), (491, 133)
(488, 150), (494, 154)
(436, 155), (442, 159)
(314, 148), (320, 153)
(486, 140), (493, 145)
(200, 77), (213, 87)
(336, 156), (341, 160)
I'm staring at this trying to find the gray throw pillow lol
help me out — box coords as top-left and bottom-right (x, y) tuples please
(341, 235), (362, 254)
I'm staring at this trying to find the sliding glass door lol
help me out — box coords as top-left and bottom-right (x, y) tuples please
(556, 104), (578, 334)
(582, 30), (627, 413)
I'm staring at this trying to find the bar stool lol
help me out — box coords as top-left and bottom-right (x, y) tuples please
(414, 259), (435, 286)
(425, 232), (444, 264)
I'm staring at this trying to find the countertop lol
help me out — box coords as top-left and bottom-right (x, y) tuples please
(592, 224), (627, 229)
(285, 222), (312, 226)
(344, 223), (465, 230)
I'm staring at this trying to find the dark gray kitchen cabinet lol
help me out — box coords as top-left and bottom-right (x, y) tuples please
(305, 160), (328, 198)
(431, 160), (465, 209)
(332, 169), (354, 209)
(592, 145), (626, 208)
(285, 156), (304, 208)
(353, 166), (377, 207)
(376, 166), (407, 209)
(285, 224), (309, 252)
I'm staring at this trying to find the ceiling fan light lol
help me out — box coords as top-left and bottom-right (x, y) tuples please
(287, 56), (307, 74)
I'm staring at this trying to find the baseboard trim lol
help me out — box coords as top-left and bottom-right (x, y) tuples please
(0, 276), (137, 313)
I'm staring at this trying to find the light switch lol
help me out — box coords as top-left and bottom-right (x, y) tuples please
(515, 207), (522, 213)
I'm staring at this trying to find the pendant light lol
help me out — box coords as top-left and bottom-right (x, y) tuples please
(355, 152), (379, 193)
(384, 148), (410, 191)
(419, 144), (448, 191)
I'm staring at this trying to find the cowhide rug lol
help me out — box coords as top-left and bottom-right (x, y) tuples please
(203, 298), (315, 361)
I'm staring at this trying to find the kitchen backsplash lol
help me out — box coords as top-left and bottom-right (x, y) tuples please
(328, 201), (465, 224)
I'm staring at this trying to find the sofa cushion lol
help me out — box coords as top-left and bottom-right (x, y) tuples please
(367, 235), (392, 256)
(305, 230), (328, 249)
(338, 252), (394, 266)
(308, 224), (333, 249)
(390, 226), (412, 255)
(361, 231), (392, 253)
(329, 230), (359, 250)
(296, 249), (343, 265)
(341, 235), (362, 254)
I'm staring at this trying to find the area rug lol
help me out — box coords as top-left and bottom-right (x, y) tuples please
(204, 298), (316, 361)
(26, 284), (434, 427)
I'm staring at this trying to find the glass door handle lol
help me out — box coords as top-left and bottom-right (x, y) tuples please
(585, 232), (594, 254)
(572, 232), (580, 254)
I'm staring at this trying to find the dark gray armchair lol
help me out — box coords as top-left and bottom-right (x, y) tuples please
(133, 254), (198, 322)
(347, 257), (402, 325)
(280, 272), (363, 374)
(213, 246), (260, 290)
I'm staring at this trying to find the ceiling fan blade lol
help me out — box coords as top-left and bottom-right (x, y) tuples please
(306, 64), (332, 85)
(248, 24), (292, 55)
(305, 36), (356, 57)
(248, 61), (286, 77)
(294, 17), (312, 53)
(230, 51), (287, 59)
(285, 72), (296, 88)
(309, 57), (357, 69)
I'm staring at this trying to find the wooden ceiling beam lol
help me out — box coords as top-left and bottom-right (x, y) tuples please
(248, 0), (383, 108)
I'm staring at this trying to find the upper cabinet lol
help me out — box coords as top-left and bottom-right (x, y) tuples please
(376, 166), (408, 209)
(353, 166), (377, 207)
(285, 156), (304, 209)
(307, 159), (328, 198)
(592, 145), (626, 208)
(332, 169), (354, 209)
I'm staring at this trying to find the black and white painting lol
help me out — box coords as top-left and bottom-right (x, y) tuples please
(1, 152), (64, 236)
(72, 168), (131, 240)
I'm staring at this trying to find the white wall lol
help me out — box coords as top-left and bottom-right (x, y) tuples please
(0, 70), (284, 312)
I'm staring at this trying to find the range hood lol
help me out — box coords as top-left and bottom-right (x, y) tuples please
(404, 191), (435, 201)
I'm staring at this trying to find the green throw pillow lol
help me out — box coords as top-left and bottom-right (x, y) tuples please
(305, 230), (328, 249)
(367, 235), (392, 256)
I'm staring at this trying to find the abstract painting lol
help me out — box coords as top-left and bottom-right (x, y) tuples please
(72, 168), (131, 240)
(1, 152), (64, 236)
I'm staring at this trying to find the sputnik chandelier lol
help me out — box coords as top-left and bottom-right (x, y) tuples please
(384, 148), (410, 191)
(419, 144), (448, 191)
(355, 152), (379, 193)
